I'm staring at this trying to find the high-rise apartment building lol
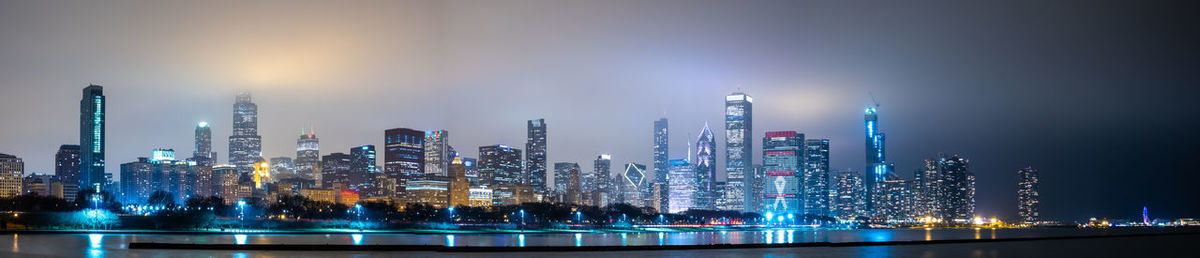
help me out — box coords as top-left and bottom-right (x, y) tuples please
(1017, 167), (1040, 223)
(80, 85), (106, 190)
(526, 119), (547, 196)
(55, 145), (81, 189)
(0, 153), (24, 198)
(804, 138), (831, 217)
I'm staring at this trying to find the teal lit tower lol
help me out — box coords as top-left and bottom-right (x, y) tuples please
(864, 106), (886, 211)
(80, 85), (106, 190)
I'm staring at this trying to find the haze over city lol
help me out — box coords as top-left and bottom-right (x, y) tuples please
(1, 0), (1197, 223)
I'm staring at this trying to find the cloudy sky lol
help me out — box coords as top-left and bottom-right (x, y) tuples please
(0, 0), (1196, 220)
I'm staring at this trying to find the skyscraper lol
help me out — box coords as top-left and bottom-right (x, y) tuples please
(864, 107), (887, 212)
(725, 92), (753, 212)
(652, 118), (669, 212)
(833, 170), (867, 221)
(424, 130), (449, 177)
(553, 162), (577, 197)
(55, 145), (81, 188)
(478, 144), (522, 188)
(350, 145), (377, 192)
(228, 92), (262, 175)
(295, 129), (320, 180)
(119, 157), (153, 204)
(804, 138), (831, 217)
(462, 157), (479, 186)
(762, 131), (802, 217)
(526, 119), (547, 196)
(384, 127), (425, 197)
(920, 154), (975, 224)
(193, 121), (216, 166)
(269, 157), (294, 180)
(80, 85), (105, 190)
(1017, 167), (1040, 224)
(0, 153), (24, 198)
(693, 123), (717, 210)
(593, 154), (614, 206)
(321, 152), (352, 190)
(620, 162), (647, 206)
(667, 158), (695, 214)
(448, 157), (469, 207)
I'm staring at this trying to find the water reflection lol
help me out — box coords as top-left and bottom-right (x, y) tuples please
(658, 232), (665, 246)
(234, 234), (247, 245)
(351, 234), (363, 245)
(925, 228), (932, 241)
(11, 234), (16, 253)
(446, 235), (455, 247)
(974, 228), (981, 239)
(621, 233), (627, 246)
(575, 233), (582, 247)
(518, 234), (525, 247)
(87, 234), (103, 258)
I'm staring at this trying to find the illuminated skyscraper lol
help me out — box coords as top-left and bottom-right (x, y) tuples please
(55, 145), (81, 189)
(667, 159), (695, 214)
(478, 144), (522, 188)
(833, 170), (867, 221)
(553, 162), (577, 197)
(620, 162), (647, 206)
(693, 123), (717, 210)
(652, 118), (669, 212)
(761, 131), (802, 217)
(350, 145), (377, 192)
(228, 92), (262, 175)
(920, 154), (974, 224)
(863, 107), (886, 212)
(448, 157), (469, 207)
(295, 129), (320, 180)
(526, 119), (547, 196)
(1017, 167), (1040, 223)
(119, 157), (153, 203)
(804, 138), (831, 217)
(724, 92), (753, 212)
(0, 153), (24, 198)
(424, 130), (449, 177)
(321, 153), (352, 190)
(872, 178), (914, 222)
(384, 127), (425, 197)
(193, 121), (216, 166)
(269, 157), (294, 180)
(80, 85), (105, 190)
(593, 154), (614, 206)
(462, 157), (479, 186)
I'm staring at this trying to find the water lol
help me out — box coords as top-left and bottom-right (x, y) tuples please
(1, 228), (1194, 257)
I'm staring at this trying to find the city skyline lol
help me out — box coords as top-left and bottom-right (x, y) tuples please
(1, 0), (1198, 221)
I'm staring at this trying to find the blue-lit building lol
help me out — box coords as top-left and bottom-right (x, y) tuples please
(804, 138), (831, 217)
(350, 145), (376, 193)
(653, 118), (669, 212)
(863, 107), (887, 212)
(119, 157), (153, 204)
(667, 158), (694, 214)
(693, 123), (717, 210)
(80, 85), (105, 190)
(228, 92), (263, 175)
(724, 92), (753, 213)
(761, 131), (802, 217)
(384, 127), (425, 198)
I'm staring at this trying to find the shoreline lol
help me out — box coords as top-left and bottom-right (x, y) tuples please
(122, 231), (1200, 252)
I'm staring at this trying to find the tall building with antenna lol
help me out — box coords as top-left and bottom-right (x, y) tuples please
(228, 92), (262, 174)
(863, 96), (887, 212)
(693, 123), (717, 210)
(725, 92), (754, 212)
(296, 128), (320, 181)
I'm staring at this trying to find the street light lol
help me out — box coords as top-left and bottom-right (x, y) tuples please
(520, 209), (526, 232)
(237, 200), (247, 230)
(447, 207), (455, 224)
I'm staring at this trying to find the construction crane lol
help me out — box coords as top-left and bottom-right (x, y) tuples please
(868, 91), (881, 108)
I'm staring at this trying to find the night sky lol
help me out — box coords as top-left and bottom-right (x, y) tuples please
(0, 0), (1196, 221)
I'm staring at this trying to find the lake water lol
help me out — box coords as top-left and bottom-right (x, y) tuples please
(1, 227), (1195, 257)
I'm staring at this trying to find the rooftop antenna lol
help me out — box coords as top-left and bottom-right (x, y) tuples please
(868, 90), (881, 108)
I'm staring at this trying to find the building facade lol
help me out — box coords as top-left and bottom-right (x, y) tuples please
(80, 85), (106, 190)
(350, 145), (377, 192)
(228, 92), (263, 175)
(424, 130), (449, 177)
(295, 129), (320, 181)
(804, 138), (831, 217)
(193, 121), (216, 166)
(620, 162), (648, 206)
(55, 145), (81, 189)
(864, 107), (887, 212)
(724, 92), (753, 212)
(761, 131), (802, 217)
(0, 154), (25, 198)
(652, 118), (669, 212)
(525, 119), (547, 196)
(667, 159), (694, 214)
(1017, 166), (1040, 223)
(693, 123), (717, 210)
(833, 170), (867, 221)
(384, 127), (425, 198)
(478, 145), (522, 188)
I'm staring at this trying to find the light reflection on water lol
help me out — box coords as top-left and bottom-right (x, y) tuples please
(0, 227), (1193, 257)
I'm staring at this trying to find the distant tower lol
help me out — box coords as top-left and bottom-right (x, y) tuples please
(424, 130), (449, 177)
(652, 118), (669, 212)
(724, 92), (753, 212)
(295, 128), (320, 180)
(350, 145), (377, 192)
(804, 139), (831, 217)
(1143, 207), (1150, 225)
(193, 121), (216, 166)
(526, 119), (547, 196)
(384, 127), (425, 197)
(80, 85), (106, 190)
(228, 92), (262, 174)
(593, 154), (614, 206)
(864, 106), (887, 212)
(693, 123), (717, 210)
(1017, 167), (1040, 224)
(762, 131), (803, 217)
